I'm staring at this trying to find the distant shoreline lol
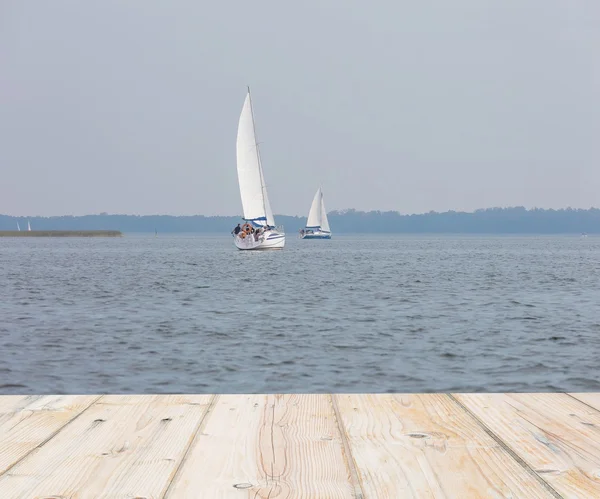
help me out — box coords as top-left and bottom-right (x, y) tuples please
(0, 230), (122, 237)
(1, 207), (599, 234)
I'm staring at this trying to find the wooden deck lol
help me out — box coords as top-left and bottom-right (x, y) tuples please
(0, 394), (599, 497)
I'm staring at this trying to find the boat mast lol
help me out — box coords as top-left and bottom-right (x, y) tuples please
(247, 86), (269, 226)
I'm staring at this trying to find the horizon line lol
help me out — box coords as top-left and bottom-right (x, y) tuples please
(2, 205), (600, 218)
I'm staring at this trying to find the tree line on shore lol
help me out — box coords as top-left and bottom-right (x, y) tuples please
(1, 207), (598, 234)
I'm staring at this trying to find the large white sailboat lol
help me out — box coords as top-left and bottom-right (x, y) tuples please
(232, 88), (285, 250)
(300, 187), (331, 239)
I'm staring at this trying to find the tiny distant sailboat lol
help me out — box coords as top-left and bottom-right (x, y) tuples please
(232, 87), (285, 250)
(16, 222), (21, 231)
(300, 187), (331, 239)
(27, 220), (31, 231)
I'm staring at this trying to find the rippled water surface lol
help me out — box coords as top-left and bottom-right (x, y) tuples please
(1, 234), (599, 394)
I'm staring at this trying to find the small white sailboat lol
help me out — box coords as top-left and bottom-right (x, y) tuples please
(16, 222), (21, 231)
(233, 88), (285, 250)
(27, 220), (31, 231)
(300, 187), (331, 239)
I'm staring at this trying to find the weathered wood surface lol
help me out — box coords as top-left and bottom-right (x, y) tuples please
(0, 393), (598, 498)
(0, 395), (99, 476)
(455, 393), (600, 498)
(165, 394), (354, 498)
(336, 394), (554, 498)
(570, 392), (600, 412)
(0, 395), (212, 498)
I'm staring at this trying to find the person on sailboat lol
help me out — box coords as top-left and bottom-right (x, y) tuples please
(232, 223), (241, 235)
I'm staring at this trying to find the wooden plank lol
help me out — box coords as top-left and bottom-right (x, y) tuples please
(570, 392), (600, 412)
(0, 395), (99, 475)
(0, 396), (30, 414)
(0, 393), (598, 497)
(165, 394), (354, 498)
(455, 393), (600, 498)
(335, 393), (554, 498)
(0, 394), (213, 499)
(0, 396), (34, 427)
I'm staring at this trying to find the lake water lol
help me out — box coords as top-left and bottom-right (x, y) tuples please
(1, 234), (599, 394)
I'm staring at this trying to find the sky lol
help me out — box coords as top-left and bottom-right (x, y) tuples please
(1, 0), (599, 217)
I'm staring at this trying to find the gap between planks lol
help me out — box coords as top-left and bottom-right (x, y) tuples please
(566, 393), (600, 414)
(162, 393), (219, 498)
(330, 394), (366, 499)
(0, 395), (104, 479)
(448, 394), (562, 499)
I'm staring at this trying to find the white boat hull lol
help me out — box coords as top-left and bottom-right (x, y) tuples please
(234, 229), (285, 250)
(301, 231), (331, 239)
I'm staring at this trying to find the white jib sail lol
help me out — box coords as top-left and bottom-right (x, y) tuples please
(320, 192), (330, 233)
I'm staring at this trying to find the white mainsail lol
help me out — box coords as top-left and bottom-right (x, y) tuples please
(306, 187), (330, 232)
(236, 90), (275, 228)
(306, 188), (322, 229)
(17, 222), (20, 231)
(27, 220), (31, 231)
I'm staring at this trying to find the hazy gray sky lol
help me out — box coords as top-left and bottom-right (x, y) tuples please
(2, 0), (599, 216)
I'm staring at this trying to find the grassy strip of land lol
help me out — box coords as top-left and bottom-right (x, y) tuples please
(0, 230), (122, 237)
